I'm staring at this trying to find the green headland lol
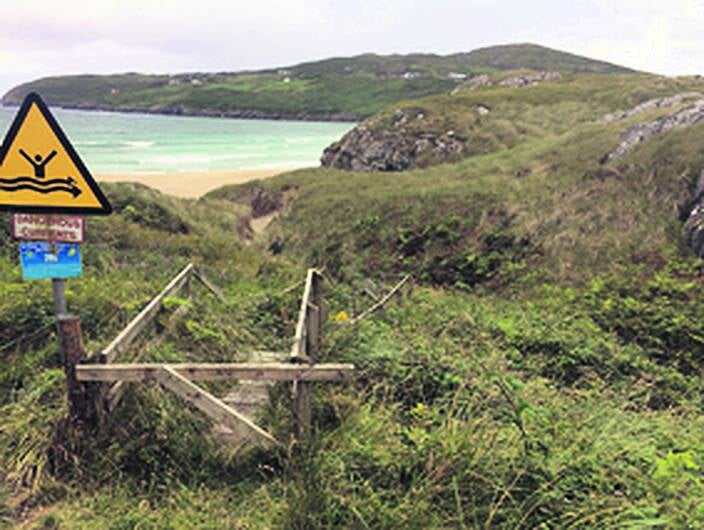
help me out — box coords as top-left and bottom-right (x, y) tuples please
(2, 44), (632, 121)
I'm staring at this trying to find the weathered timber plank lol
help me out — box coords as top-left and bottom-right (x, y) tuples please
(220, 383), (269, 419)
(98, 263), (194, 363)
(306, 304), (320, 359)
(293, 270), (323, 440)
(292, 379), (311, 439)
(107, 382), (126, 412)
(291, 269), (315, 359)
(220, 350), (286, 420)
(156, 366), (277, 447)
(76, 362), (355, 382)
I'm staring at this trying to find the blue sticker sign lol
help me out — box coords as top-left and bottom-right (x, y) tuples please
(19, 241), (82, 280)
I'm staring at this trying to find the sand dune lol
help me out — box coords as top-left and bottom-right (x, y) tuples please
(97, 168), (295, 198)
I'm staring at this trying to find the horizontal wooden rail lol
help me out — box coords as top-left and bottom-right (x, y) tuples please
(98, 263), (194, 364)
(76, 362), (355, 382)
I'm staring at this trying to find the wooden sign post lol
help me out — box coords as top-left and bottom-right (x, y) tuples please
(57, 315), (87, 422)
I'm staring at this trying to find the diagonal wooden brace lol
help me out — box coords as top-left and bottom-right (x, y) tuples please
(155, 366), (278, 448)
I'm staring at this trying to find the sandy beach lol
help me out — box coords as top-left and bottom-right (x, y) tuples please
(96, 168), (295, 198)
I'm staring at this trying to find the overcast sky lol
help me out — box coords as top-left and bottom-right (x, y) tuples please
(0, 0), (702, 95)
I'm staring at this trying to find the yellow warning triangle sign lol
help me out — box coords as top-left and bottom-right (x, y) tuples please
(0, 93), (112, 215)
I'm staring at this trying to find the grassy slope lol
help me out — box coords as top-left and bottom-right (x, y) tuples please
(214, 73), (704, 283)
(325, 72), (700, 169)
(4, 72), (704, 528)
(456, 42), (633, 72)
(1, 44), (633, 120)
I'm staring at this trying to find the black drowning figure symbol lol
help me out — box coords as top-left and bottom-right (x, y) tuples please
(0, 148), (81, 197)
(19, 149), (57, 179)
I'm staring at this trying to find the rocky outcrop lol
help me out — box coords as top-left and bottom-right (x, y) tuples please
(614, 107), (704, 258)
(601, 100), (704, 164)
(498, 71), (561, 88)
(452, 74), (491, 93)
(683, 170), (704, 257)
(321, 126), (465, 172)
(321, 108), (465, 171)
(601, 93), (702, 123)
(452, 71), (561, 94)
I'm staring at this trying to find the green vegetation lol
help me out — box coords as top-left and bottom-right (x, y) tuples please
(2, 44), (633, 120)
(460, 43), (632, 73)
(330, 71), (704, 169)
(5, 66), (704, 528)
(214, 73), (704, 283)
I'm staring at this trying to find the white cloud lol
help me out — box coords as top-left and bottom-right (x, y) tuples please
(1, 0), (703, 94)
(540, 0), (704, 75)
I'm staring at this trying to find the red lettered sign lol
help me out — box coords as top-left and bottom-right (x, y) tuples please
(12, 213), (85, 243)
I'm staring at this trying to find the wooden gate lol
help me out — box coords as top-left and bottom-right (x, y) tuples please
(65, 265), (354, 447)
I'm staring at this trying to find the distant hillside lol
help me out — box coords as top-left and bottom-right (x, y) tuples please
(454, 43), (630, 72)
(1, 43), (634, 121)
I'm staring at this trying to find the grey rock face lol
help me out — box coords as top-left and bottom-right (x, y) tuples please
(602, 100), (704, 164)
(498, 71), (562, 88)
(320, 120), (465, 172)
(452, 71), (561, 95)
(601, 95), (704, 258)
(452, 74), (491, 93)
(684, 170), (704, 257)
(601, 93), (702, 123)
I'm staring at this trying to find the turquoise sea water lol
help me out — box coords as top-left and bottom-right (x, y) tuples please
(0, 106), (353, 174)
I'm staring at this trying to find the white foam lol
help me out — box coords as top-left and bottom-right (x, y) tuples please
(122, 140), (155, 149)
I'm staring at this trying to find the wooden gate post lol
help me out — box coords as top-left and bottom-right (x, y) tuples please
(307, 270), (323, 360)
(56, 315), (88, 424)
(292, 269), (323, 441)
